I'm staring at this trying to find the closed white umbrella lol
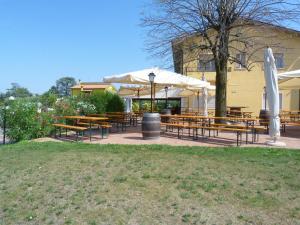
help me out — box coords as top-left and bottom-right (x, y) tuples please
(264, 48), (286, 146)
(124, 97), (132, 113)
(201, 75), (208, 117)
(179, 84), (215, 114)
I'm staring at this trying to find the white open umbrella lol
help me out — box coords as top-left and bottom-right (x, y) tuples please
(103, 67), (211, 88)
(277, 70), (300, 90)
(264, 48), (286, 146)
(278, 70), (300, 79)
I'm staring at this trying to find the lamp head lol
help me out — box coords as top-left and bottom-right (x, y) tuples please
(148, 72), (156, 83)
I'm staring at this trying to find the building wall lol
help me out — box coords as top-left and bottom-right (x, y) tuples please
(178, 27), (300, 116)
(71, 89), (106, 96)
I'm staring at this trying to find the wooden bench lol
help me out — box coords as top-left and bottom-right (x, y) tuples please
(76, 121), (113, 139)
(53, 123), (88, 141)
(161, 122), (250, 146)
(98, 122), (112, 138)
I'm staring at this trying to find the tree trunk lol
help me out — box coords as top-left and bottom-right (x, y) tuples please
(215, 59), (227, 118)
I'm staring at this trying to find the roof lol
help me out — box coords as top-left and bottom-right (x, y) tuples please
(172, 20), (300, 46)
(71, 82), (112, 90)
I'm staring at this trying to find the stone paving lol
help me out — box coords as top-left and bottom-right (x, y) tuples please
(48, 124), (300, 149)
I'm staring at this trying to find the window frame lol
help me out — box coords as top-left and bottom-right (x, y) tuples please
(274, 53), (284, 69)
(235, 53), (246, 69)
(198, 54), (216, 72)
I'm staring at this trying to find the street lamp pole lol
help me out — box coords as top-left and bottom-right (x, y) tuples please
(164, 86), (168, 108)
(2, 96), (15, 144)
(2, 103), (6, 144)
(148, 72), (156, 113)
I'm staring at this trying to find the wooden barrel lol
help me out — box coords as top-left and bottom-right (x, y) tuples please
(259, 109), (270, 126)
(142, 113), (161, 140)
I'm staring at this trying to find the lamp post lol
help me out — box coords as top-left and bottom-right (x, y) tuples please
(148, 72), (156, 113)
(2, 96), (15, 144)
(2, 103), (7, 145)
(164, 86), (168, 108)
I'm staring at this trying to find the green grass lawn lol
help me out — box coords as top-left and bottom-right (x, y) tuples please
(0, 142), (299, 225)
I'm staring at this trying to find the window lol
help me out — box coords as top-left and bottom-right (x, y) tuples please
(262, 92), (283, 110)
(198, 54), (215, 72)
(235, 53), (246, 69)
(274, 53), (284, 69)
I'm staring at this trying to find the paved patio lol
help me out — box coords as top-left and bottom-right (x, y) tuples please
(49, 124), (300, 149)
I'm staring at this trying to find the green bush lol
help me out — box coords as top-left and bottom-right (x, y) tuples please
(81, 92), (125, 114)
(76, 101), (96, 115)
(106, 93), (125, 112)
(39, 92), (58, 109)
(4, 99), (55, 142)
(132, 101), (140, 112)
(54, 97), (77, 117)
(84, 92), (107, 114)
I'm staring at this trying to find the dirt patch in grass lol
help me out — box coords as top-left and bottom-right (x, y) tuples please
(0, 142), (299, 224)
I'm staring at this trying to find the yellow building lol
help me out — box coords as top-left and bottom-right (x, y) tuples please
(71, 82), (115, 96)
(172, 24), (300, 116)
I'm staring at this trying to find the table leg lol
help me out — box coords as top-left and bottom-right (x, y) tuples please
(89, 121), (92, 141)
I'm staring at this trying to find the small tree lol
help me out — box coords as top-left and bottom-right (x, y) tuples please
(6, 83), (32, 98)
(56, 77), (77, 97)
(142, 0), (300, 117)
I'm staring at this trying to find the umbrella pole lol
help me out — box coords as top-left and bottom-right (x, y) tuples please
(197, 91), (200, 115)
(150, 84), (153, 113)
(137, 89), (141, 113)
(154, 84), (156, 111)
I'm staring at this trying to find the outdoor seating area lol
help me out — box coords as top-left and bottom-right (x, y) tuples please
(49, 109), (300, 148)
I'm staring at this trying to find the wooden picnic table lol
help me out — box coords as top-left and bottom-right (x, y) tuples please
(160, 114), (259, 143)
(63, 116), (108, 141)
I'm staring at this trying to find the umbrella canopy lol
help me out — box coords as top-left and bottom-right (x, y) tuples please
(264, 48), (281, 140)
(179, 84), (215, 115)
(278, 70), (300, 79)
(118, 85), (150, 97)
(277, 70), (300, 90)
(103, 67), (211, 88)
(136, 87), (182, 99)
(118, 85), (163, 97)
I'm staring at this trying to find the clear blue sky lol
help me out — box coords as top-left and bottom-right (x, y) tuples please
(1, 1), (299, 94)
(0, 0), (158, 94)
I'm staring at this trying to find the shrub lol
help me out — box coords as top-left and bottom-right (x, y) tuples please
(54, 97), (77, 117)
(76, 101), (96, 115)
(4, 99), (54, 142)
(85, 92), (107, 114)
(39, 92), (58, 109)
(82, 92), (125, 114)
(132, 101), (140, 112)
(106, 93), (125, 112)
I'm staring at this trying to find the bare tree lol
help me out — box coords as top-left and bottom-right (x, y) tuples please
(142, 0), (300, 117)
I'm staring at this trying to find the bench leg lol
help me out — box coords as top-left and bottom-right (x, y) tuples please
(59, 128), (62, 137)
(237, 132), (240, 146)
(76, 131), (79, 142)
(65, 128), (67, 137)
